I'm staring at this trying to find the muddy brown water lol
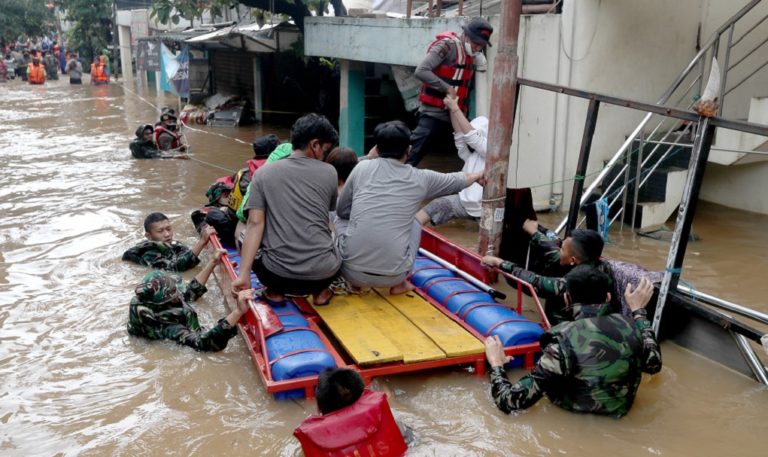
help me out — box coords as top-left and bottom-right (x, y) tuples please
(0, 79), (766, 456)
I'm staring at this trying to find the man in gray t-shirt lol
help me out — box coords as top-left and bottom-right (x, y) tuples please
(232, 114), (341, 305)
(336, 121), (483, 295)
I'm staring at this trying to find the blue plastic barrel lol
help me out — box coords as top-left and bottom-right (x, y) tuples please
(410, 257), (454, 288)
(464, 306), (543, 346)
(264, 302), (336, 400)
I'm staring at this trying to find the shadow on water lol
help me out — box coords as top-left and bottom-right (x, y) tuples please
(0, 78), (765, 456)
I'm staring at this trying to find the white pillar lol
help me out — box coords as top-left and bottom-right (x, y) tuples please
(118, 25), (134, 81)
(253, 55), (263, 122)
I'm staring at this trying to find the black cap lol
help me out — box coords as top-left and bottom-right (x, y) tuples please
(252, 134), (280, 158)
(463, 17), (494, 47)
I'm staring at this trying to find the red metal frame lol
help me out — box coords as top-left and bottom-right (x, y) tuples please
(206, 227), (550, 398)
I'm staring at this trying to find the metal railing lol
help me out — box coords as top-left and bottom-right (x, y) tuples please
(555, 0), (768, 233)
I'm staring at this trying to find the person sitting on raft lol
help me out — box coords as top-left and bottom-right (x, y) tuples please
(416, 94), (488, 226)
(231, 136), (290, 251)
(127, 255), (254, 352)
(483, 225), (617, 325)
(191, 182), (238, 246)
(335, 120), (484, 295)
(154, 111), (187, 153)
(324, 147), (359, 222)
(129, 124), (188, 159)
(231, 113), (341, 306)
(123, 212), (216, 272)
(484, 266), (662, 417)
(294, 368), (410, 456)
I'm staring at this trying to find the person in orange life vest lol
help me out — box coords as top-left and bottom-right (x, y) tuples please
(294, 368), (412, 457)
(90, 55), (109, 85)
(406, 17), (493, 167)
(27, 56), (46, 85)
(154, 112), (187, 152)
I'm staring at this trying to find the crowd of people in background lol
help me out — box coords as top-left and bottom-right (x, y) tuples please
(0, 34), (112, 85)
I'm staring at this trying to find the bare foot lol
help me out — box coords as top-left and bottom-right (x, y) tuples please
(389, 281), (415, 295)
(313, 288), (333, 306)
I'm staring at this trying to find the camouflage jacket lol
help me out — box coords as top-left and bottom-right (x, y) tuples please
(490, 313), (662, 418)
(122, 240), (200, 272)
(500, 234), (618, 324)
(129, 139), (163, 159)
(126, 278), (238, 352)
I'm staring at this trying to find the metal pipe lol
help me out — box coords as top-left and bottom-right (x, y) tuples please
(631, 132), (643, 229)
(724, 58), (768, 97)
(565, 99), (601, 235)
(620, 151), (630, 231)
(639, 126), (693, 188)
(731, 11), (768, 47)
(727, 34), (768, 72)
(418, 248), (507, 300)
(677, 284), (768, 325)
(479, 0), (522, 255)
(733, 333), (768, 385)
(719, 23), (735, 116)
(653, 117), (716, 336)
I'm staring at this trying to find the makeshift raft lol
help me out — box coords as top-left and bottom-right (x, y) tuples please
(210, 228), (549, 399)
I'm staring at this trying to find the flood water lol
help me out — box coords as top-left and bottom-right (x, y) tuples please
(1, 79), (766, 456)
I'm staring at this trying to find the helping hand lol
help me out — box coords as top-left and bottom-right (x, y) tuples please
(443, 93), (459, 111)
(522, 219), (539, 236)
(624, 277), (654, 312)
(231, 276), (249, 296)
(485, 335), (513, 368)
(236, 288), (254, 314)
(481, 255), (503, 268)
(201, 225), (217, 242)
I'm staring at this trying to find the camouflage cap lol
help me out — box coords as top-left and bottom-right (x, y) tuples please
(134, 270), (185, 304)
(205, 181), (233, 205)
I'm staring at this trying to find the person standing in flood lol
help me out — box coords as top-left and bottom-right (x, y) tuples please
(42, 51), (58, 80)
(231, 113), (341, 306)
(27, 55), (46, 85)
(484, 267), (662, 418)
(406, 17), (493, 167)
(90, 55), (109, 85)
(66, 53), (82, 84)
(127, 257), (253, 352)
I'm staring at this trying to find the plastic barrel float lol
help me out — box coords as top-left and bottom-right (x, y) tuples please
(225, 243), (337, 399)
(411, 256), (544, 366)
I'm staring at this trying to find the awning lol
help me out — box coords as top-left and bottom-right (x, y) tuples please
(184, 21), (301, 53)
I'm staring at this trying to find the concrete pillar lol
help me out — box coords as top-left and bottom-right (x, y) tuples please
(253, 55), (263, 123)
(339, 59), (365, 156)
(118, 25), (133, 80)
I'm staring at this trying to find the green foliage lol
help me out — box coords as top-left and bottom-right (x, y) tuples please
(0, 0), (57, 45)
(56, 0), (113, 59)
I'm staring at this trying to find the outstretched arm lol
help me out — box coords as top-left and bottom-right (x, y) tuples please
(625, 278), (662, 374)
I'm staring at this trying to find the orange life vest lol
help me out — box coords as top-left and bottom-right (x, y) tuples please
(418, 32), (475, 114)
(28, 63), (45, 84)
(294, 390), (407, 457)
(91, 63), (108, 83)
(154, 126), (182, 151)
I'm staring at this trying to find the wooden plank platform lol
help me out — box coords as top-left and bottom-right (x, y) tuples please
(378, 290), (486, 357)
(312, 295), (403, 365)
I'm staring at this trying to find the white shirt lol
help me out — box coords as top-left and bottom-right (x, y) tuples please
(454, 116), (488, 217)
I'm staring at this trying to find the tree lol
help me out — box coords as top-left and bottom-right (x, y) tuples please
(55, 0), (114, 60)
(151, 0), (347, 32)
(0, 0), (57, 45)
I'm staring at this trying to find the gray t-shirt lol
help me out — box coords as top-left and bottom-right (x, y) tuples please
(67, 59), (82, 80)
(244, 155), (341, 280)
(336, 158), (466, 276)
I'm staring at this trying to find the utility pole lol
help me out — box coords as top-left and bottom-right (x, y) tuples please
(478, 0), (523, 255)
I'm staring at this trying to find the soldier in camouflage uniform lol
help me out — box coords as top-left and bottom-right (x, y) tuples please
(127, 250), (254, 352)
(485, 265), (662, 418)
(483, 222), (617, 324)
(122, 212), (216, 272)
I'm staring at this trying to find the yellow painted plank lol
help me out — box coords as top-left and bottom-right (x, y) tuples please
(378, 290), (486, 357)
(340, 293), (447, 363)
(313, 296), (402, 365)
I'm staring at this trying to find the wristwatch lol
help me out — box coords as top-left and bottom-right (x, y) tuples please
(631, 308), (648, 320)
